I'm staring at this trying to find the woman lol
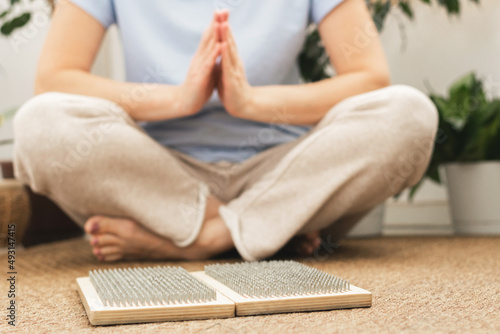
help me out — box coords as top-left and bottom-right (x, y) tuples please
(13, 0), (437, 261)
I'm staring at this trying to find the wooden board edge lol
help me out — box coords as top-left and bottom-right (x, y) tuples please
(77, 277), (97, 325)
(192, 271), (372, 316)
(76, 276), (235, 326)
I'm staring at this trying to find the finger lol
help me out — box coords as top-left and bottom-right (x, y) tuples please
(218, 22), (227, 44)
(199, 41), (221, 77)
(215, 21), (222, 43)
(215, 63), (223, 98)
(202, 32), (217, 58)
(226, 24), (240, 65)
(220, 23), (239, 68)
(221, 42), (233, 73)
(220, 24), (236, 67)
(210, 42), (222, 67)
(216, 10), (229, 23)
(199, 17), (218, 51)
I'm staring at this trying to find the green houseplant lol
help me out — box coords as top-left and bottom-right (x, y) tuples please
(413, 73), (500, 234)
(298, 0), (481, 237)
(421, 73), (500, 185)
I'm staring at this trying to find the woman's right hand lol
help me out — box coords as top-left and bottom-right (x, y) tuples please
(176, 11), (227, 117)
(36, 2), (228, 121)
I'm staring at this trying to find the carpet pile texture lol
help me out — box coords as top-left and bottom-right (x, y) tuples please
(1, 236), (498, 333)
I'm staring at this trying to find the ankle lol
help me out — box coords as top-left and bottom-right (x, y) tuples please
(183, 216), (233, 260)
(204, 196), (223, 221)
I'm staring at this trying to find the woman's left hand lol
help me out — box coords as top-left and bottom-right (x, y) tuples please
(216, 22), (254, 118)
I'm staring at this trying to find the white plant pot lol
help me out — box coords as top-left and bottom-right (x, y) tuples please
(442, 161), (500, 235)
(347, 204), (385, 238)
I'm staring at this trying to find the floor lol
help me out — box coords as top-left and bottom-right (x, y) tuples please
(1, 236), (499, 333)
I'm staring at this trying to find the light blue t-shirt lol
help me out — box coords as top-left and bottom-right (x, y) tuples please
(69, 0), (344, 162)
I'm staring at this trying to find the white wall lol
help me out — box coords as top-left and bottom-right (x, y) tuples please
(381, 0), (500, 100)
(379, 0), (500, 233)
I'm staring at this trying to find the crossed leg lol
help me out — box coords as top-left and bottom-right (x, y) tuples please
(14, 92), (321, 262)
(84, 194), (320, 261)
(84, 195), (232, 261)
(14, 86), (436, 262)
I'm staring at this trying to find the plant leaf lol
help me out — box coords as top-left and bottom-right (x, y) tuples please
(371, 1), (391, 31)
(1, 12), (31, 36)
(438, 0), (460, 14)
(399, 1), (414, 20)
(0, 10), (10, 19)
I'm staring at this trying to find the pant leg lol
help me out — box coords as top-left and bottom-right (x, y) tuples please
(219, 85), (438, 260)
(13, 92), (208, 247)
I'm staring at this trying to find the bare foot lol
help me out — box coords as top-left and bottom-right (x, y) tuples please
(292, 231), (321, 257)
(84, 196), (234, 262)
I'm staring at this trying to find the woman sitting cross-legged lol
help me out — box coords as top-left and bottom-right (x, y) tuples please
(13, 0), (437, 261)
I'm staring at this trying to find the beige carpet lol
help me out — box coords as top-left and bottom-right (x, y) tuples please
(1, 236), (499, 333)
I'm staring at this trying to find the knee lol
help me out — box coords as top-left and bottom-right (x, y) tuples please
(381, 85), (438, 190)
(14, 93), (59, 153)
(385, 85), (438, 139)
(13, 93), (68, 185)
(14, 92), (123, 158)
(14, 93), (74, 161)
(14, 92), (61, 133)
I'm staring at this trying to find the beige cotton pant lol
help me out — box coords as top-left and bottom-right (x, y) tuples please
(13, 85), (438, 260)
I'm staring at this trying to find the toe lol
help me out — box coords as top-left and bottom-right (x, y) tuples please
(90, 234), (122, 247)
(92, 247), (101, 257)
(99, 246), (122, 256)
(98, 216), (136, 236)
(85, 216), (103, 234)
(92, 246), (123, 262)
(99, 246), (123, 262)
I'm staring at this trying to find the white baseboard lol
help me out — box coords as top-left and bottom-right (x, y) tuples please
(383, 200), (454, 236)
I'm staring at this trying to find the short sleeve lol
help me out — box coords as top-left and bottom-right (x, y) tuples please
(68, 0), (116, 28)
(310, 0), (345, 24)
